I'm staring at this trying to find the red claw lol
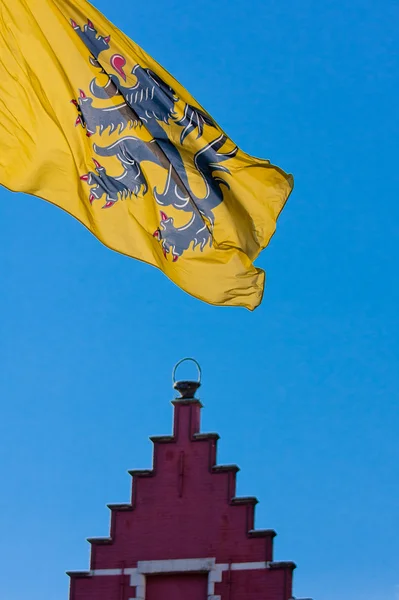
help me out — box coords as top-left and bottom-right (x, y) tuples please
(87, 20), (94, 29)
(163, 247), (168, 258)
(103, 35), (111, 43)
(75, 116), (82, 126)
(93, 158), (102, 170)
(102, 200), (114, 209)
(86, 131), (93, 137)
(172, 254), (179, 262)
(71, 99), (78, 107)
(70, 19), (78, 29)
(79, 89), (86, 99)
(153, 230), (161, 240)
(89, 193), (95, 204)
(80, 174), (89, 181)
(160, 211), (168, 221)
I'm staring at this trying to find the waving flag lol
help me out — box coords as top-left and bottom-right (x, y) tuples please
(0, 0), (293, 309)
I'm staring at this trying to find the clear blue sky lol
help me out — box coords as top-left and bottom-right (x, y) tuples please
(0, 1), (398, 599)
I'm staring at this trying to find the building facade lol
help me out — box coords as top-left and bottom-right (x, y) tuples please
(68, 376), (309, 600)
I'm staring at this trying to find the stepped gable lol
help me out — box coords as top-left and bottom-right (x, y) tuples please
(68, 364), (310, 600)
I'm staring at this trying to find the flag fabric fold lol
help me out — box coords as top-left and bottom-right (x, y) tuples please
(0, 0), (293, 309)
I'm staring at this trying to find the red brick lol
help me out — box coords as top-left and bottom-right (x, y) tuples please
(68, 398), (304, 600)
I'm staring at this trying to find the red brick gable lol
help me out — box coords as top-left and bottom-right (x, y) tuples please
(68, 393), (306, 600)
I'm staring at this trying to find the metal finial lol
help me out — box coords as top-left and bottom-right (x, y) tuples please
(172, 358), (202, 399)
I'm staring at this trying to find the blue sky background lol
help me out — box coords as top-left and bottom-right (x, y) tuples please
(0, 0), (398, 599)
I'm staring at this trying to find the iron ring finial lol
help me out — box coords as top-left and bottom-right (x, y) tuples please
(172, 358), (202, 385)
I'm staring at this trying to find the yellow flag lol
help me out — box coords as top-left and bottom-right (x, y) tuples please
(0, 0), (293, 309)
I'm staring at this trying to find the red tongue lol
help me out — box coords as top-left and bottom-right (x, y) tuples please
(110, 54), (127, 81)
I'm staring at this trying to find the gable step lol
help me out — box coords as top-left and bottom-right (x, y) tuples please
(107, 503), (132, 511)
(128, 469), (153, 477)
(212, 464), (240, 473)
(87, 537), (112, 545)
(149, 435), (174, 443)
(269, 561), (296, 570)
(248, 529), (277, 538)
(231, 496), (259, 506)
(66, 571), (91, 578)
(193, 432), (220, 441)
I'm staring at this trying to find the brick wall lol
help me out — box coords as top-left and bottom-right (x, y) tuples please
(68, 397), (299, 600)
